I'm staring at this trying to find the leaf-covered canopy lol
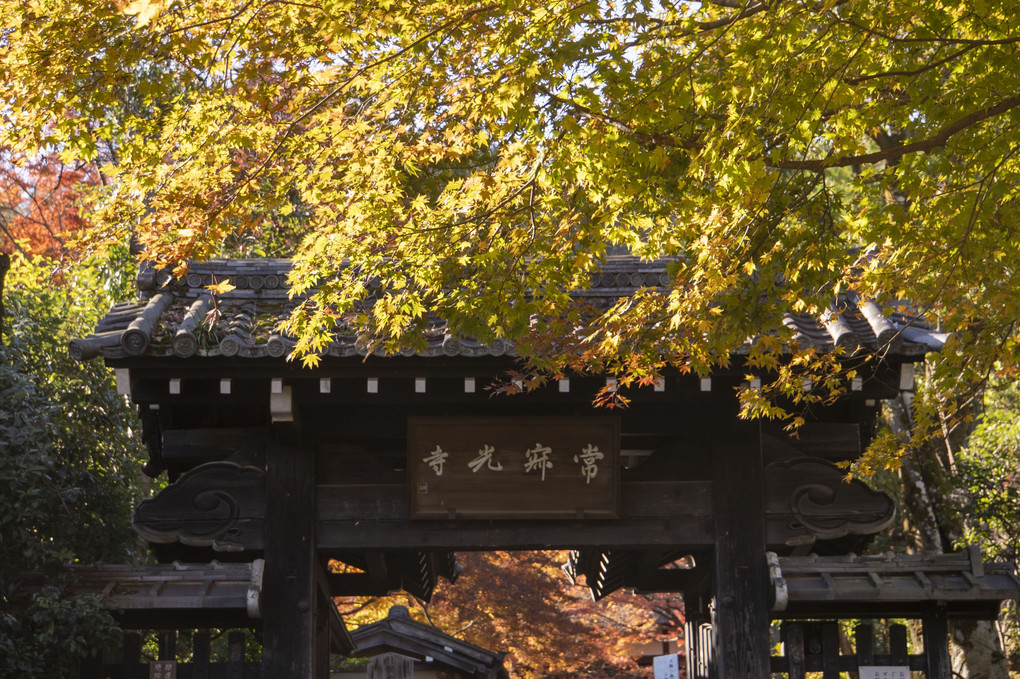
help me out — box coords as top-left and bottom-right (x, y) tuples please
(3, 0), (1019, 428)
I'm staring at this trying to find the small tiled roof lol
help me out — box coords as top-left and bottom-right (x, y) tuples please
(70, 257), (946, 362)
(350, 605), (509, 679)
(770, 549), (1020, 619)
(16, 561), (262, 631)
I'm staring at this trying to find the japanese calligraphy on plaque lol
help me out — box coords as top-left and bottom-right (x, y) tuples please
(408, 417), (620, 519)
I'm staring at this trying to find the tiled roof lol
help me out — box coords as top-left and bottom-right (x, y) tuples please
(770, 549), (1020, 619)
(350, 605), (508, 679)
(70, 257), (946, 361)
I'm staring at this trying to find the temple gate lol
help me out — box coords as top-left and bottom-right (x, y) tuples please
(69, 256), (1020, 678)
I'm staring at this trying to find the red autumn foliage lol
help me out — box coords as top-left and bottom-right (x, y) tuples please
(0, 152), (96, 258)
(336, 550), (685, 678)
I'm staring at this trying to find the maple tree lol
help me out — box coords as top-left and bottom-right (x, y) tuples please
(3, 3), (1019, 672)
(2, 0), (1019, 464)
(0, 152), (96, 258)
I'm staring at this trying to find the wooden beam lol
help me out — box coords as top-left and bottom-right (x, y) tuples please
(763, 423), (861, 461)
(132, 412), (898, 571)
(626, 568), (708, 595)
(130, 457), (894, 554)
(316, 480), (713, 551)
(318, 515), (710, 552)
(161, 427), (267, 468)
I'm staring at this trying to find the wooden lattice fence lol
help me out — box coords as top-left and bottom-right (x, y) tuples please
(79, 630), (261, 679)
(770, 620), (949, 679)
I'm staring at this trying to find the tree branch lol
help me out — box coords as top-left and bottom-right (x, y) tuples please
(540, 87), (700, 149)
(695, 1), (767, 31)
(844, 44), (977, 85)
(769, 92), (1020, 171)
(834, 14), (1020, 47)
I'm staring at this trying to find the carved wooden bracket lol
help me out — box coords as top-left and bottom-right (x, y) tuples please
(765, 457), (895, 546)
(133, 461), (266, 552)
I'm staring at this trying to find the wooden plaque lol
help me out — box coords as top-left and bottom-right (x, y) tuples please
(408, 416), (620, 519)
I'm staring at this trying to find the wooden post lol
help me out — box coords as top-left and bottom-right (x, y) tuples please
(889, 624), (909, 666)
(158, 631), (177, 661)
(122, 631), (143, 679)
(228, 630), (246, 679)
(923, 604), (952, 679)
(192, 631), (211, 679)
(855, 623), (874, 668)
(262, 429), (323, 678)
(820, 622), (840, 679)
(782, 623), (806, 679)
(711, 395), (770, 679)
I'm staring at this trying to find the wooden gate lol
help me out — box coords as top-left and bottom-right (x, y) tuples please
(79, 630), (261, 679)
(771, 621), (943, 679)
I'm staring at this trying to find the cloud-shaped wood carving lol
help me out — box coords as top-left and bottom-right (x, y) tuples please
(133, 461), (266, 552)
(765, 457), (895, 547)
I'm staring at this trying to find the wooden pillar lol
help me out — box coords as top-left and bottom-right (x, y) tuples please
(854, 623), (874, 668)
(262, 429), (324, 678)
(889, 623), (909, 666)
(192, 631), (211, 679)
(922, 603), (952, 679)
(122, 631), (143, 678)
(228, 631), (247, 679)
(158, 630), (177, 661)
(782, 623), (806, 679)
(820, 622), (840, 679)
(711, 398), (770, 679)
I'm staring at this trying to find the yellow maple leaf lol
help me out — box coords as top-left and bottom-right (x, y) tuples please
(121, 0), (163, 27)
(205, 279), (236, 295)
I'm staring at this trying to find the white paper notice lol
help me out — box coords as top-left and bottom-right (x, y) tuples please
(859, 667), (909, 679)
(653, 654), (680, 679)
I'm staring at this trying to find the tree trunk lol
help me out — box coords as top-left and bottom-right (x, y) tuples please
(950, 620), (1009, 679)
(0, 252), (9, 343)
(886, 393), (1009, 679)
